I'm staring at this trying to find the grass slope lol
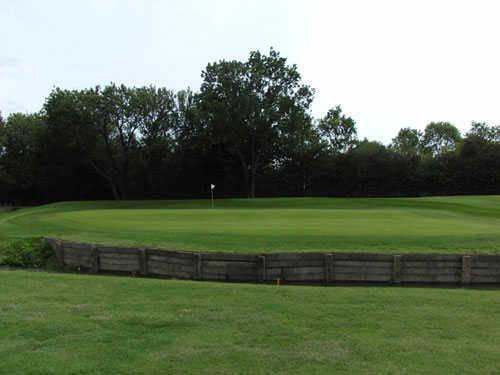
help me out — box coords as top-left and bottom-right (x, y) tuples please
(1, 270), (499, 374)
(2, 196), (500, 253)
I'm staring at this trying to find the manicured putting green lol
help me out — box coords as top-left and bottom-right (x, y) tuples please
(2, 196), (500, 253)
(1, 270), (499, 374)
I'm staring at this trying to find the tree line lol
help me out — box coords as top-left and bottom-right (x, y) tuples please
(1, 48), (500, 204)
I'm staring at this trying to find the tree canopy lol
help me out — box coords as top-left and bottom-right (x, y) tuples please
(1, 48), (499, 204)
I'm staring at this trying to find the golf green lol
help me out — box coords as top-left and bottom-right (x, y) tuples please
(2, 196), (500, 253)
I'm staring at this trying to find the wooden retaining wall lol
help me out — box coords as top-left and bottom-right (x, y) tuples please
(45, 238), (500, 285)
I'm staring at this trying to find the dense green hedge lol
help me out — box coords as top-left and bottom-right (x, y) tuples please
(0, 238), (53, 268)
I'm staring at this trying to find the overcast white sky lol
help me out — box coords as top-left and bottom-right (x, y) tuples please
(1, 0), (499, 143)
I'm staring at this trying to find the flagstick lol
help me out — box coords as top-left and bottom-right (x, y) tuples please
(211, 189), (214, 209)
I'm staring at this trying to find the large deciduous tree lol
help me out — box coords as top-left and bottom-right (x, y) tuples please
(390, 127), (422, 157)
(466, 121), (500, 143)
(318, 106), (357, 154)
(2, 113), (46, 202)
(198, 48), (314, 198)
(421, 122), (462, 156)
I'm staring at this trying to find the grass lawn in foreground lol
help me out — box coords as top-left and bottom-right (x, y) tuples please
(0, 270), (499, 374)
(2, 196), (500, 253)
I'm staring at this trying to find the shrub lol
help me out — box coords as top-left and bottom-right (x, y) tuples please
(0, 238), (53, 268)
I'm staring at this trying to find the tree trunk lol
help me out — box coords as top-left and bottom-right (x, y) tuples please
(249, 163), (257, 198)
(235, 148), (252, 198)
(90, 160), (121, 200)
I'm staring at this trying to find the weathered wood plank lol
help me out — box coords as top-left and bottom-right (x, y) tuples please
(146, 262), (199, 274)
(99, 263), (140, 272)
(401, 254), (462, 261)
(281, 266), (324, 275)
(266, 253), (325, 261)
(97, 247), (139, 255)
(402, 261), (462, 268)
(400, 274), (460, 283)
(148, 266), (193, 278)
(402, 268), (461, 276)
(332, 260), (393, 268)
(202, 273), (258, 281)
(266, 259), (325, 268)
(333, 266), (392, 276)
(471, 268), (500, 276)
(147, 249), (195, 259)
(471, 275), (500, 283)
(333, 253), (393, 262)
(470, 262), (500, 268)
(283, 273), (325, 282)
(471, 255), (500, 263)
(334, 274), (392, 282)
(98, 252), (139, 260)
(203, 260), (258, 269)
(99, 259), (140, 267)
(61, 242), (91, 250)
(147, 255), (194, 266)
(201, 253), (260, 262)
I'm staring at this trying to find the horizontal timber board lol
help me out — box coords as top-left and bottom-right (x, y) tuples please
(99, 259), (140, 267)
(200, 253), (260, 262)
(266, 253), (325, 261)
(97, 247), (139, 255)
(281, 266), (325, 275)
(333, 260), (393, 268)
(332, 253), (393, 261)
(147, 249), (195, 259)
(62, 243), (91, 250)
(202, 260), (258, 269)
(401, 275), (460, 283)
(402, 261), (462, 268)
(334, 274), (392, 282)
(63, 258), (91, 267)
(146, 262), (195, 273)
(148, 269), (193, 279)
(202, 265), (259, 275)
(471, 275), (500, 283)
(471, 261), (500, 268)
(471, 268), (500, 276)
(202, 273), (258, 281)
(401, 268), (461, 276)
(401, 254), (462, 261)
(100, 263), (140, 272)
(147, 257), (194, 267)
(333, 267), (392, 276)
(99, 253), (138, 261)
(267, 259), (325, 268)
(283, 273), (325, 282)
(471, 255), (500, 262)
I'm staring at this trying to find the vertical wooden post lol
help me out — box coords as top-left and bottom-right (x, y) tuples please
(393, 255), (402, 284)
(324, 253), (334, 284)
(138, 248), (148, 276)
(462, 256), (471, 285)
(259, 255), (266, 283)
(52, 240), (63, 265)
(195, 253), (203, 280)
(91, 245), (99, 273)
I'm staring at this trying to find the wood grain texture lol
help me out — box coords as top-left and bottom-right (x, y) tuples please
(46, 238), (500, 285)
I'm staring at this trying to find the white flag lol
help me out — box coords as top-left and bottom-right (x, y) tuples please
(210, 184), (215, 190)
